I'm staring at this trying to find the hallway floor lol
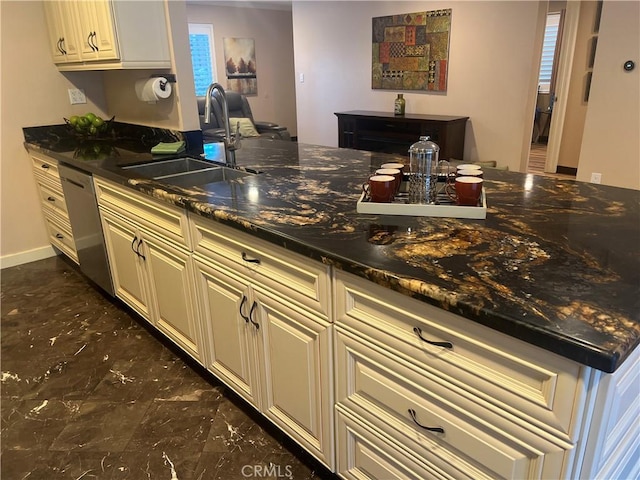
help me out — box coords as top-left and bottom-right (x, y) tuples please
(527, 142), (576, 179)
(1, 256), (336, 480)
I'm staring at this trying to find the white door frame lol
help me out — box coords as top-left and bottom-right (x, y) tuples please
(545, 1), (581, 173)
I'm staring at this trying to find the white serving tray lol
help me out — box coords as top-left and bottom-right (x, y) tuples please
(356, 187), (487, 219)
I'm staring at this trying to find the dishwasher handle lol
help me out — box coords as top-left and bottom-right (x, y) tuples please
(62, 177), (86, 189)
(58, 164), (94, 191)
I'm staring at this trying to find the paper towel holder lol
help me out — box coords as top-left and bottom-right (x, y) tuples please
(135, 74), (175, 103)
(151, 73), (176, 87)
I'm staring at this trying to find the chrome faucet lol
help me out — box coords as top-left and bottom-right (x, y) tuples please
(203, 82), (240, 166)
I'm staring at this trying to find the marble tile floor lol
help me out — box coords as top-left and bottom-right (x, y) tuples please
(1, 256), (338, 480)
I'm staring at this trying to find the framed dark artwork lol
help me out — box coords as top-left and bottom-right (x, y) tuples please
(223, 37), (257, 95)
(584, 72), (592, 103)
(593, 0), (603, 33)
(588, 36), (598, 69)
(372, 9), (452, 91)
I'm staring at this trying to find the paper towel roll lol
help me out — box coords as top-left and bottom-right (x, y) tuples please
(135, 77), (172, 103)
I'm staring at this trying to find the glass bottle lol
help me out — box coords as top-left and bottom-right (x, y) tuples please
(394, 94), (405, 116)
(408, 136), (439, 204)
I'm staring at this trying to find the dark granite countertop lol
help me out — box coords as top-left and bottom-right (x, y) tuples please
(24, 125), (640, 372)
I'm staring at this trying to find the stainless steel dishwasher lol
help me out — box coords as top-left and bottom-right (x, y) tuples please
(58, 164), (115, 296)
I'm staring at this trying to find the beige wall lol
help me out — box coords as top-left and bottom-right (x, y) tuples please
(557, 1), (598, 169)
(186, 3), (297, 137)
(0, 1), (108, 267)
(577, 1), (639, 189)
(1, 0), (637, 267)
(292, 1), (544, 172)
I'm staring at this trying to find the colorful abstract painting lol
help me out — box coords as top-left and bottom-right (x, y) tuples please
(372, 9), (452, 91)
(223, 37), (257, 95)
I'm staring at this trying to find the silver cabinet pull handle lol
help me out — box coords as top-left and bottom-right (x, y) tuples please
(413, 327), (453, 349)
(249, 301), (260, 329)
(241, 251), (261, 264)
(408, 409), (444, 433)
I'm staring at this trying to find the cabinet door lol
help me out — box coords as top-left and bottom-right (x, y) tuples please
(43, 1), (81, 63)
(88, 0), (119, 60)
(192, 258), (260, 407)
(100, 210), (150, 321)
(143, 233), (202, 362)
(76, 0), (118, 61)
(254, 289), (334, 469)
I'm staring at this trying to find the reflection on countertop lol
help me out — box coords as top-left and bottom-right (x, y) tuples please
(23, 124), (640, 372)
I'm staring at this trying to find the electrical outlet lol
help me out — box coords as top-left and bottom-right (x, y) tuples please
(68, 88), (86, 105)
(590, 172), (602, 184)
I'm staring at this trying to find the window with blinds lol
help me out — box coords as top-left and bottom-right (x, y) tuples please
(189, 24), (216, 96)
(538, 12), (561, 93)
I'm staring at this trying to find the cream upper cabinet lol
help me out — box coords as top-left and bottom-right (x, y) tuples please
(43, 1), (81, 64)
(74, 0), (118, 61)
(42, 0), (170, 70)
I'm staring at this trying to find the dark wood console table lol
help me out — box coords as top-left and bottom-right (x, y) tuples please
(335, 110), (468, 159)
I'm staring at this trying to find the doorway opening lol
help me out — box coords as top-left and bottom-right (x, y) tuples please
(529, 9), (563, 176)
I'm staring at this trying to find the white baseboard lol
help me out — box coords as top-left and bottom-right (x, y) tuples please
(1, 245), (56, 270)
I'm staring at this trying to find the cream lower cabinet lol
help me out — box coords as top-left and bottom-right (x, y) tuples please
(95, 178), (202, 362)
(99, 209), (151, 321)
(29, 152), (78, 263)
(191, 258), (260, 406)
(333, 269), (640, 479)
(89, 178), (638, 478)
(190, 217), (334, 470)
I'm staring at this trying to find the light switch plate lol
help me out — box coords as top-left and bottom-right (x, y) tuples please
(68, 88), (86, 105)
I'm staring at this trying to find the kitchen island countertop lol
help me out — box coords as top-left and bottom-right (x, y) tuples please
(23, 126), (640, 372)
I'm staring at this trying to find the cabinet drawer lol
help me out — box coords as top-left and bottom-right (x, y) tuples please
(334, 270), (584, 442)
(31, 153), (61, 183)
(94, 177), (191, 249)
(42, 210), (78, 264)
(36, 177), (69, 218)
(336, 406), (456, 480)
(335, 327), (568, 480)
(191, 216), (331, 319)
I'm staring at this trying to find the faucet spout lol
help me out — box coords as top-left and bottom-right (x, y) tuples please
(203, 82), (240, 166)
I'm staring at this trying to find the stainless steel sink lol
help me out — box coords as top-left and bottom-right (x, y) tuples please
(159, 167), (254, 187)
(122, 157), (256, 186)
(122, 157), (218, 178)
